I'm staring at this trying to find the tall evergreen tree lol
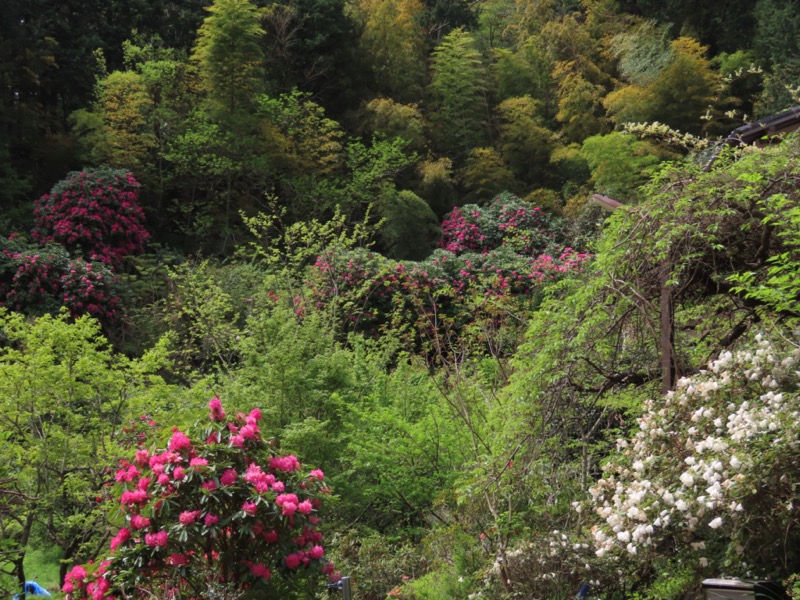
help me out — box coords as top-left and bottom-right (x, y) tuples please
(192, 0), (266, 118)
(428, 28), (490, 162)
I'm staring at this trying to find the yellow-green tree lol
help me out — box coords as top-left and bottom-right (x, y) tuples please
(428, 28), (490, 162)
(461, 147), (516, 202)
(354, 0), (427, 101)
(360, 97), (427, 152)
(70, 71), (155, 171)
(604, 37), (719, 132)
(496, 95), (556, 187)
(192, 0), (265, 118)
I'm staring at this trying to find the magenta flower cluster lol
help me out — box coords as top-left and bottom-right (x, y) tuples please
(33, 168), (149, 269)
(438, 193), (564, 257)
(62, 397), (338, 600)
(1, 168), (149, 322)
(306, 194), (587, 348)
(0, 238), (120, 321)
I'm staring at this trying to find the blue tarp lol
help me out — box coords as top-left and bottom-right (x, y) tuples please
(12, 581), (52, 599)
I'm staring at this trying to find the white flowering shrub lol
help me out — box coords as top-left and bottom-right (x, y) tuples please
(588, 332), (800, 579)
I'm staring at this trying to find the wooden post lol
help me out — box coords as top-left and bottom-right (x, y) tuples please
(660, 260), (675, 394)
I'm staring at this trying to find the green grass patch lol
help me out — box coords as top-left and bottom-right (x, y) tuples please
(23, 546), (63, 594)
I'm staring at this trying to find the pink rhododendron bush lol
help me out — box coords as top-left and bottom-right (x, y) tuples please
(587, 332), (800, 578)
(438, 193), (565, 257)
(33, 168), (149, 268)
(62, 397), (335, 600)
(0, 235), (120, 321)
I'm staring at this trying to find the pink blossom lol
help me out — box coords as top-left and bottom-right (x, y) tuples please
(249, 562), (271, 579)
(110, 527), (131, 551)
(168, 553), (190, 566)
(203, 480), (218, 492)
(92, 578), (110, 600)
(204, 513), (219, 527)
(145, 531), (168, 547)
(179, 510), (201, 525)
(120, 489), (148, 506)
(230, 434), (245, 448)
(157, 473), (170, 486)
(276, 493), (299, 506)
(66, 565), (87, 584)
(137, 476), (151, 490)
(240, 424), (258, 439)
(284, 553), (302, 569)
(189, 457), (208, 468)
(131, 514), (151, 529)
(271, 480), (285, 492)
(309, 469), (325, 481)
(270, 455), (301, 472)
(136, 450), (150, 467)
(173, 466), (185, 480)
(308, 545), (325, 560)
(242, 501), (257, 516)
(263, 530), (279, 543)
(169, 431), (192, 452)
(220, 469), (237, 486)
(249, 408), (262, 421)
(298, 500), (313, 515)
(209, 397), (225, 421)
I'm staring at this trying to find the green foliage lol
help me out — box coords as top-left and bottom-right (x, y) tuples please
(754, 62), (800, 117)
(259, 90), (346, 180)
(153, 260), (257, 379)
(481, 135), (800, 596)
(580, 131), (662, 199)
(496, 95), (556, 188)
(0, 311), (171, 586)
(325, 531), (423, 600)
(192, 0), (265, 116)
(553, 64), (611, 142)
(375, 188), (440, 260)
(754, 0), (800, 67)
(22, 546), (62, 594)
(261, 95), (417, 219)
(428, 28), (490, 161)
(360, 98), (427, 153)
(339, 356), (474, 534)
(611, 21), (674, 87)
(729, 185), (800, 317)
(6, 1), (800, 597)
(604, 37), (720, 133)
(241, 199), (378, 297)
(354, 0), (427, 101)
(415, 157), (458, 218)
(490, 39), (554, 105)
(461, 147), (516, 203)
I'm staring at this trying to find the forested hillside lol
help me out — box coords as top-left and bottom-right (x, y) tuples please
(2, 0), (800, 598)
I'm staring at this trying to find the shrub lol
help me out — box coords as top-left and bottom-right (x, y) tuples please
(33, 168), (149, 268)
(0, 236), (120, 322)
(307, 245), (588, 355)
(62, 397), (337, 600)
(588, 332), (800, 580)
(438, 193), (565, 257)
